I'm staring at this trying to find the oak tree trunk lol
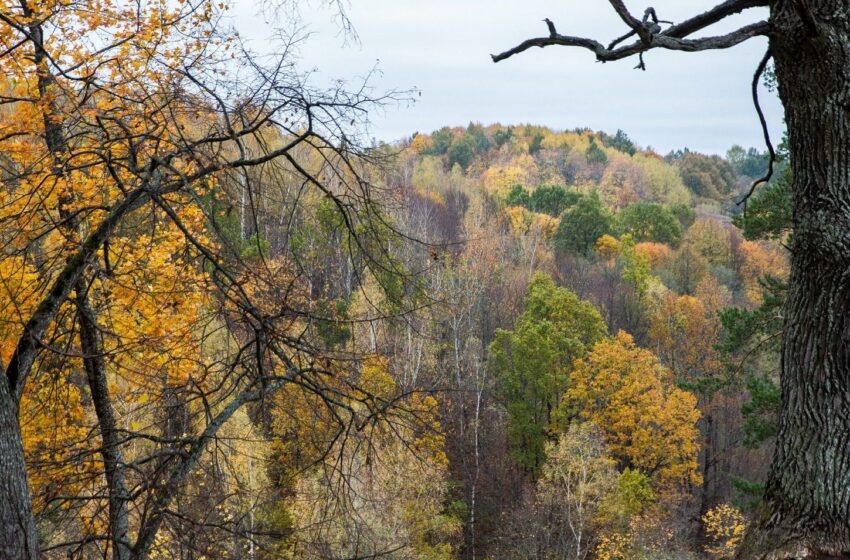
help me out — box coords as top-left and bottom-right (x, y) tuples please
(0, 379), (39, 560)
(738, 2), (850, 558)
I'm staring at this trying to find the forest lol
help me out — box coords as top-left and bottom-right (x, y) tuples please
(1, 1), (847, 560)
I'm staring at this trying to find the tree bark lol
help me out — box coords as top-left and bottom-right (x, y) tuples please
(77, 283), (132, 560)
(737, 2), (850, 557)
(0, 379), (39, 560)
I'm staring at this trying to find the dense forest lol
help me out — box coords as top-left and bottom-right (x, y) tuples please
(5, 1), (846, 560)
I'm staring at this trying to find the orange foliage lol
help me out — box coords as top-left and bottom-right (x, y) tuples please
(633, 242), (672, 268)
(557, 331), (702, 489)
(648, 279), (728, 382)
(738, 240), (789, 305)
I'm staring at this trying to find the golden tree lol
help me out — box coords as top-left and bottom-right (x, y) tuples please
(0, 1), (408, 558)
(555, 331), (702, 490)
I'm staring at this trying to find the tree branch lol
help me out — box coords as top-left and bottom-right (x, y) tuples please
(664, 0), (768, 39)
(738, 48), (776, 207)
(492, 20), (769, 63)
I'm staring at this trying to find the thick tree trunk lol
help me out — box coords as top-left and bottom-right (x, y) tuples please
(0, 380), (39, 560)
(738, 3), (850, 558)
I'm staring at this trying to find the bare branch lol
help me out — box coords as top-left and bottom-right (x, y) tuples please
(738, 48), (776, 207)
(664, 0), (768, 39)
(492, 19), (769, 63)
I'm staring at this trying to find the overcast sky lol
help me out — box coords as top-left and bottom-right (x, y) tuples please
(231, 1), (783, 155)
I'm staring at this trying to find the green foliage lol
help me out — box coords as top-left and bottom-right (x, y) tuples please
(448, 134), (476, 170)
(240, 233), (270, 261)
(730, 475), (766, 513)
(604, 129), (637, 156)
(506, 184), (582, 217)
(528, 131), (545, 155)
(726, 145), (769, 179)
(553, 192), (614, 255)
(314, 298), (353, 348)
(530, 185), (582, 216)
(611, 468), (655, 518)
(675, 152), (736, 200)
(505, 184), (531, 208)
(490, 274), (607, 474)
(669, 203), (696, 229)
(617, 203), (683, 245)
(429, 127), (453, 155)
(619, 236), (652, 298)
(719, 275), (786, 357)
(740, 373), (780, 448)
(467, 123), (492, 153)
(586, 137), (609, 165)
(493, 126), (513, 147)
(732, 165), (792, 241)
(720, 276), (787, 448)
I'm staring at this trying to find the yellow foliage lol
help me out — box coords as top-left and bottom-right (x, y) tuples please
(595, 512), (677, 560)
(481, 154), (539, 195)
(20, 374), (94, 513)
(505, 205), (558, 238)
(286, 357), (458, 559)
(703, 503), (747, 559)
(595, 234), (621, 260)
(685, 218), (731, 265)
(648, 288), (725, 381)
(557, 331), (702, 489)
(409, 133), (433, 154)
(0, 256), (39, 364)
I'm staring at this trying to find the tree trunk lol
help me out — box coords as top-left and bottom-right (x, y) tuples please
(0, 379), (39, 560)
(77, 284), (132, 560)
(738, 3), (850, 557)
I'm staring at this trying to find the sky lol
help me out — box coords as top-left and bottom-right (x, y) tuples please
(230, 0), (784, 155)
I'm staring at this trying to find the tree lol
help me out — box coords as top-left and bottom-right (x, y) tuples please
(686, 218), (733, 266)
(665, 243), (709, 295)
(489, 423), (619, 560)
(648, 285), (732, 513)
(703, 504), (748, 560)
(669, 202), (697, 229)
(0, 1), (409, 558)
(287, 359), (460, 560)
(537, 423), (618, 560)
(553, 192), (614, 255)
(617, 203), (683, 245)
(675, 152), (737, 201)
(467, 122), (493, 153)
(732, 165), (793, 241)
(429, 126), (455, 155)
(490, 273), (607, 473)
(554, 331), (701, 490)
(727, 145), (770, 179)
(505, 184), (581, 217)
(448, 133), (476, 170)
(634, 153), (693, 207)
(586, 137), (610, 165)
(505, 184), (532, 208)
(492, 3), (850, 556)
(603, 129), (638, 156)
(529, 184), (582, 216)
